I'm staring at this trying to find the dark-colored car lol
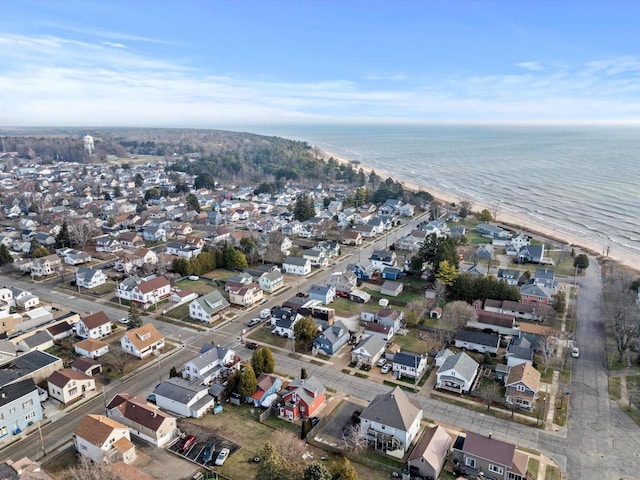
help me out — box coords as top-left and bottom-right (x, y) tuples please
(146, 393), (156, 404)
(310, 416), (320, 427)
(245, 342), (260, 350)
(202, 444), (215, 463)
(176, 434), (196, 452)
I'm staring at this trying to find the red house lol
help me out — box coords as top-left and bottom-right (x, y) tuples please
(278, 376), (326, 422)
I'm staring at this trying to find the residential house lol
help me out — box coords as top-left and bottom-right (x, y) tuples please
(505, 335), (536, 368)
(377, 307), (405, 331)
(452, 432), (530, 480)
(395, 230), (428, 252)
(303, 248), (328, 267)
(364, 321), (394, 341)
(249, 373), (282, 407)
(227, 282), (264, 307)
(483, 299), (542, 322)
(504, 362), (541, 411)
(0, 340), (18, 364)
(282, 256), (311, 276)
(118, 232), (145, 249)
(74, 338), (109, 359)
(326, 271), (357, 295)
(181, 344), (240, 384)
(434, 348), (455, 367)
(120, 324), (165, 359)
(467, 310), (518, 336)
(142, 225), (166, 242)
(359, 387), (423, 455)
(406, 425), (451, 480)
(533, 268), (557, 290)
(0, 379), (43, 439)
(271, 309), (301, 338)
(392, 351), (427, 381)
(353, 224), (376, 238)
(381, 267), (404, 280)
(517, 244), (545, 264)
(519, 284), (553, 306)
(476, 224), (509, 239)
(258, 269), (284, 293)
(63, 249), (92, 265)
(436, 352), (479, 394)
(165, 241), (202, 259)
(96, 238), (123, 253)
(76, 311), (112, 339)
(313, 320), (350, 356)
(380, 280), (403, 297)
(351, 335), (387, 367)
(399, 203), (415, 217)
(75, 268), (107, 289)
(10, 287), (39, 310)
(0, 457), (54, 479)
(454, 329), (500, 354)
(47, 368), (96, 404)
(30, 255), (62, 278)
(475, 244), (495, 260)
(346, 262), (373, 281)
(466, 263), (488, 276)
(342, 230), (363, 246)
(497, 268), (522, 286)
(152, 377), (215, 418)
(369, 250), (397, 271)
(74, 414), (136, 465)
(106, 394), (178, 448)
(278, 375), (326, 421)
(308, 285), (336, 305)
(128, 275), (171, 308)
(188, 290), (230, 324)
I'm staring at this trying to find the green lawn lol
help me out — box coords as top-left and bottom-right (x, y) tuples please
(393, 328), (437, 354)
(248, 326), (292, 350)
(609, 377), (622, 401)
(526, 457), (540, 480)
(545, 465), (562, 480)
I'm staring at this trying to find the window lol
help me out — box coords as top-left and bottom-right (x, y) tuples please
(489, 464), (504, 475)
(9, 407), (16, 414)
(465, 457), (476, 468)
(23, 399), (34, 408)
(516, 384), (525, 392)
(25, 411), (37, 420)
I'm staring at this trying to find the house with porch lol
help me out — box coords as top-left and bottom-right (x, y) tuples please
(392, 351), (427, 381)
(249, 373), (282, 407)
(96, 238), (123, 253)
(282, 256), (311, 276)
(47, 368), (96, 404)
(369, 250), (397, 271)
(436, 352), (479, 394)
(30, 255), (62, 278)
(359, 387), (423, 456)
(351, 335), (386, 367)
(74, 414), (136, 465)
(258, 269), (284, 293)
(504, 362), (541, 411)
(189, 290), (230, 323)
(75, 311), (112, 339)
(181, 344), (240, 384)
(127, 275), (171, 308)
(74, 338), (109, 359)
(75, 267), (107, 289)
(227, 282), (264, 307)
(313, 320), (350, 356)
(278, 375), (326, 422)
(152, 377), (215, 418)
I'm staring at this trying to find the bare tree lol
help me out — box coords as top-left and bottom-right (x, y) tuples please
(538, 335), (557, 373)
(433, 278), (447, 304)
(68, 218), (97, 249)
(271, 429), (307, 467)
(106, 345), (129, 375)
(602, 275), (640, 363)
(441, 300), (477, 330)
(404, 298), (428, 327)
(476, 382), (503, 411)
(341, 424), (367, 455)
(63, 456), (119, 480)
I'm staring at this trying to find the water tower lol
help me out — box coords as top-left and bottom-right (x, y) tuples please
(83, 135), (94, 155)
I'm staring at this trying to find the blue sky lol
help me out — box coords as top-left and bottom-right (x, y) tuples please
(2, 0), (640, 126)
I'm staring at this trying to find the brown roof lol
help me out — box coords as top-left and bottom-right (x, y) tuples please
(136, 276), (169, 294)
(123, 323), (164, 350)
(81, 311), (111, 329)
(475, 310), (515, 328)
(461, 432), (515, 467)
(75, 338), (108, 352)
(255, 373), (279, 392)
(109, 462), (155, 480)
(506, 363), (541, 391)
(74, 414), (127, 446)
(71, 356), (101, 372)
(107, 394), (174, 431)
(113, 436), (135, 453)
(48, 368), (93, 388)
(511, 450), (530, 476)
(408, 425), (452, 468)
(47, 321), (72, 336)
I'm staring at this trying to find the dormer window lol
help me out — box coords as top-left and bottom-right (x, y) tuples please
(138, 332), (151, 341)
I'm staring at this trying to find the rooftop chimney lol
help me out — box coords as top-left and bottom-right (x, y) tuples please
(488, 432), (492, 439)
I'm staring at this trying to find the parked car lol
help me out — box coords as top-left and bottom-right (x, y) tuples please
(247, 318), (261, 327)
(118, 317), (129, 324)
(146, 393), (156, 404)
(202, 444), (215, 463)
(245, 342), (260, 350)
(260, 308), (271, 319)
(381, 363), (392, 374)
(376, 358), (386, 367)
(572, 347), (580, 358)
(215, 448), (230, 466)
(176, 434), (196, 452)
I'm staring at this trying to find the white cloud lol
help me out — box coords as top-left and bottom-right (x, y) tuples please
(102, 41), (126, 48)
(516, 61), (543, 71)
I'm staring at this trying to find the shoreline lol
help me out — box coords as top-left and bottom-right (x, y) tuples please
(320, 148), (640, 272)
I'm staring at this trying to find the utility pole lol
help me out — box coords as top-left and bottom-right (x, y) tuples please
(37, 420), (46, 456)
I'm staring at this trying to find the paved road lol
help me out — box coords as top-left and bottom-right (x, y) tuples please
(562, 259), (640, 480)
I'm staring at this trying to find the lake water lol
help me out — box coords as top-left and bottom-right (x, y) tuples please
(247, 124), (640, 263)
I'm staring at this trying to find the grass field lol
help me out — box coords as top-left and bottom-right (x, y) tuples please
(393, 329), (437, 354)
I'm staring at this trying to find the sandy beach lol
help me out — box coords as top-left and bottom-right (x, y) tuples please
(321, 149), (640, 272)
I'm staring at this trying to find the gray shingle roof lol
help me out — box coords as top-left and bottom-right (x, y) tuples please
(438, 352), (479, 381)
(360, 386), (422, 431)
(455, 329), (500, 348)
(153, 377), (208, 404)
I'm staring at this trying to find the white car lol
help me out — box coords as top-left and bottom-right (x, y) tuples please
(381, 363), (392, 374)
(118, 317), (129, 324)
(572, 347), (580, 358)
(215, 448), (230, 466)
(376, 358), (386, 367)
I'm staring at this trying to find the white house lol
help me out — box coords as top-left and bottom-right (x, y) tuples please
(436, 352), (479, 394)
(227, 282), (264, 307)
(181, 344), (240, 384)
(30, 255), (62, 278)
(76, 311), (112, 339)
(74, 338), (109, 359)
(10, 288), (40, 310)
(96, 238), (123, 253)
(392, 351), (428, 380)
(152, 377), (215, 418)
(75, 267), (107, 289)
(74, 414), (136, 465)
(359, 387), (423, 456)
(116, 275), (171, 307)
(282, 256), (311, 276)
(120, 323), (165, 359)
(48, 368), (96, 404)
(351, 335), (387, 367)
(258, 270), (284, 293)
(189, 290), (230, 323)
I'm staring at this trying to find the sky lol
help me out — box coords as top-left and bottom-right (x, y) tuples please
(2, 0), (640, 127)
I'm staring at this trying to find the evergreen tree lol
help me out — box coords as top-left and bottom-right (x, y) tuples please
(251, 347), (275, 377)
(293, 194), (315, 222)
(0, 244), (14, 266)
(169, 366), (179, 378)
(235, 363), (258, 398)
(303, 462), (332, 480)
(331, 456), (358, 480)
(300, 367), (308, 379)
(128, 302), (143, 329)
(55, 221), (71, 248)
(186, 193), (201, 213)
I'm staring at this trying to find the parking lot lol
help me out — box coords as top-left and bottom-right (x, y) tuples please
(168, 431), (240, 469)
(313, 400), (363, 448)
